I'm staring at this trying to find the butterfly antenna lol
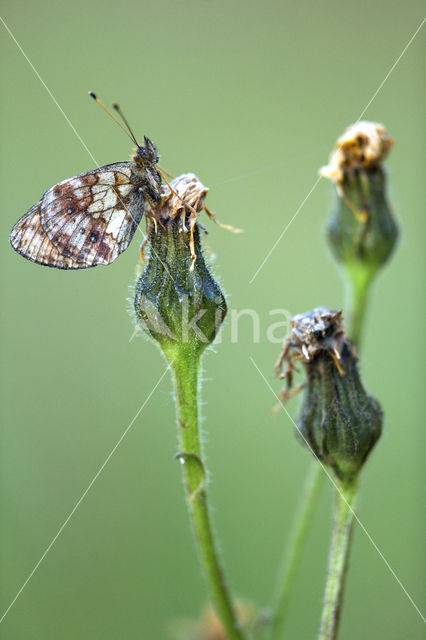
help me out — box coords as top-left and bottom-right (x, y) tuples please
(157, 165), (175, 178)
(112, 102), (140, 147)
(88, 92), (138, 146)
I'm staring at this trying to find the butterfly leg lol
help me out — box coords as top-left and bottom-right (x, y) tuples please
(203, 204), (244, 234)
(139, 217), (155, 264)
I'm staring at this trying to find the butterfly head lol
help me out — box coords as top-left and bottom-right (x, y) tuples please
(133, 137), (159, 167)
(132, 137), (162, 202)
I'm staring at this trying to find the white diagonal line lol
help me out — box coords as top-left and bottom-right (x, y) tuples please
(1, 19), (176, 614)
(250, 356), (426, 622)
(0, 363), (171, 625)
(0, 15), (175, 281)
(249, 17), (426, 284)
(209, 149), (322, 188)
(355, 17), (426, 121)
(2, 7), (319, 218)
(0, 16), (98, 167)
(249, 177), (322, 283)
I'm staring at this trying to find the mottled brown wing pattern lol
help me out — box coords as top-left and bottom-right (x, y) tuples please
(9, 203), (84, 269)
(10, 162), (147, 269)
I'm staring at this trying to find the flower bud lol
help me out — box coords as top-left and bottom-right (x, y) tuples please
(276, 307), (382, 483)
(320, 122), (398, 278)
(134, 174), (227, 353)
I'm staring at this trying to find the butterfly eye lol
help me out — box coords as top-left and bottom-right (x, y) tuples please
(142, 137), (159, 163)
(137, 146), (153, 163)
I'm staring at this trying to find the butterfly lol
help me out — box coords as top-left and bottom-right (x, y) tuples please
(9, 95), (163, 269)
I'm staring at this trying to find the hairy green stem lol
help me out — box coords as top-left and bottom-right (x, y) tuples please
(315, 265), (372, 639)
(319, 481), (358, 640)
(269, 462), (324, 639)
(345, 263), (373, 349)
(269, 262), (372, 637)
(165, 344), (245, 640)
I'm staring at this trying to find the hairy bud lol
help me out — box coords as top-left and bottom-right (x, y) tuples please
(320, 122), (398, 277)
(276, 307), (382, 483)
(134, 174), (227, 353)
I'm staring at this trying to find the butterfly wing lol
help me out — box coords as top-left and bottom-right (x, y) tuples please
(9, 202), (85, 269)
(10, 162), (148, 269)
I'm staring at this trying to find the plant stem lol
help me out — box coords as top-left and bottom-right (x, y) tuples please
(268, 264), (371, 637)
(316, 265), (370, 639)
(165, 344), (245, 640)
(268, 462), (324, 639)
(319, 480), (358, 640)
(345, 264), (374, 348)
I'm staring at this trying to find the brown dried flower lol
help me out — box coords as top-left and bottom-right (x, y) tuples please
(320, 121), (393, 186)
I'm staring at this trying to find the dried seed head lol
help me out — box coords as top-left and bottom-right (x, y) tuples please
(275, 308), (350, 388)
(276, 308), (382, 483)
(320, 121), (393, 185)
(320, 121), (398, 278)
(157, 172), (209, 225)
(285, 307), (346, 363)
(134, 174), (227, 352)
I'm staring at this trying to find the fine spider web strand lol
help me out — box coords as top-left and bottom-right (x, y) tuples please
(209, 148), (324, 188)
(3, 13), (324, 279)
(1, 13), (326, 246)
(0, 16), (98, 168)
(248, 16), (426, 284)
(4, 8), (425, 624)
(0, 17), (174, 280)
(0, 22), (179, 621)
(249, 356), (426, 623)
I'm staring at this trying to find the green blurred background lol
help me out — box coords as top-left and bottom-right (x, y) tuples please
(1, 1), (424, 638)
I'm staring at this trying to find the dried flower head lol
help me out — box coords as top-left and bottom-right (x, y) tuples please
(134, 173), (227, 351)
(275, 307), (351, 393)
(158, 173), (209, 222)
(320, 121), (398, 284)
(145, 172), (241, 270)
(320, 121), (393, 186)
(275, 308), (382, 482)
